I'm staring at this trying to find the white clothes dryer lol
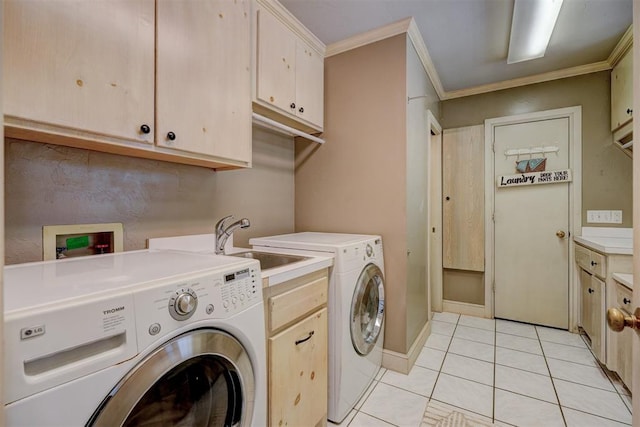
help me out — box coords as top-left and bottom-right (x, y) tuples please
(250, 232), (385, 423)
(4, 250), (267, 427)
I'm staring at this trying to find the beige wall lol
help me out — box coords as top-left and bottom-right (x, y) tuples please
(441, 71), (633, 228)
(5, 127), (294, 264)
(296, 35), (408, 353)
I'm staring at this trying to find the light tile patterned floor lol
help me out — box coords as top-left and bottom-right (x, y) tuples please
(329, 312), (633, 427)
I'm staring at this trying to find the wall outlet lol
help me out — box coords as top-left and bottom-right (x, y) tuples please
(587, 210), (622, 224)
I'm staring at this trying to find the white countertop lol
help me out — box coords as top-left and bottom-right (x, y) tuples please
(573, 227), (633, 255)
(613, 273), (633, 291)
(148, 233), (333, 287)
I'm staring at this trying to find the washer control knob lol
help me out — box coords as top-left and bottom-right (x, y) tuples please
(366, 244), (373, 257)
(169, 288), (198, 320)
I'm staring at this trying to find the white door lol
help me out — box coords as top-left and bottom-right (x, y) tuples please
(493, 117), (570, 329)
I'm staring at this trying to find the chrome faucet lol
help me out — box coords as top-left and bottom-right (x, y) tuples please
(215, 215), (250, 254)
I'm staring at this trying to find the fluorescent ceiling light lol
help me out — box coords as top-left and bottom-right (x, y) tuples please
(507, 0), (564, 64)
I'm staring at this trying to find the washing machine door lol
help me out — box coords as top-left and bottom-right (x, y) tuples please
(350, 263), (385, 356)
(87, 329), (254, 427)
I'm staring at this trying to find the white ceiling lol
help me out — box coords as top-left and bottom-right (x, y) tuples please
(279, 0), (632, 95)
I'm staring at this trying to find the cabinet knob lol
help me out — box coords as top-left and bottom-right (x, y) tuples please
(298, 107), (304, 113)
(445, 196), (451, 201)
(290, 102), (296, 109)
(140, 124), (151, 134)
(167, 132), (176, 141)
(607, 307), (640, 332)
(588, 288), (594, 294)
(590, 260), (597, 266)
(627, 108), (633, 115)
(624, 298), (631, 305)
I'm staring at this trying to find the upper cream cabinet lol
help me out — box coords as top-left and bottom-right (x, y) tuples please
(3, 0), (251, 170)
(253, 0), (325, 133)
(611, 47), (633, 132)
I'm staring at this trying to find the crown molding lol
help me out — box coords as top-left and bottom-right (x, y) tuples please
(608, 24), (633, 67)
(406, 19), (446, 99)
(324, 17), (629, 101)
(256, 0), (325, 54)
(442, 61), (612, 100)
(325, 17), (412, 58)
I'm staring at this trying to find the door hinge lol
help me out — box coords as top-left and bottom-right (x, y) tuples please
(492, 212), (495, 222)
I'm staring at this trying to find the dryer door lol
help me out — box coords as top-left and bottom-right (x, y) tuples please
(350, 263), (385, 356)
(88, 329), (255, 427)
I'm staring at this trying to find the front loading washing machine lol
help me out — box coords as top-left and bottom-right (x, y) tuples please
(4, 250), (266, 426)
(250, 232), (385, 423)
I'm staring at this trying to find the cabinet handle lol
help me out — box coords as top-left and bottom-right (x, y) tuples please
(295, 330), (315, 345)
(290, 102), (296, 109)
(298, 107), (304, 113)
(140, 124), (151, 134)
(167, 132), (176, 141)
(624, 298), (631, 304)
(590, 261), (597, 266)
(627, 108), (633, 115)
(588, 288), (594, 294)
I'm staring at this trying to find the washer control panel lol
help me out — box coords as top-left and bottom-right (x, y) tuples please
(133, 260), (260, 350)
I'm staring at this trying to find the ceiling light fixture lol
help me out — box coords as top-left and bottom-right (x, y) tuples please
(507, 0), (564, 64)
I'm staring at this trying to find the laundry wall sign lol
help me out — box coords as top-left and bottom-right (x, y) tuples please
(497, 169), (572, 188)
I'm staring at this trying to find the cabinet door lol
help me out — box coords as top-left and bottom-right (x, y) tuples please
(156, 0), (251, 163)
(611, 49), (633, 131)
(580, 269), (593, 338)
(255, 8), (296, 117)
(3, 0), (154, 143)
(442, 125), (485, 271)
(269, 308), (327, 427)
(295, 41), (324, 129)
(580, 269), (605, 363)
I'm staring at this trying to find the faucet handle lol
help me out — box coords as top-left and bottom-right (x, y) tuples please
(215, 215), (233, 234)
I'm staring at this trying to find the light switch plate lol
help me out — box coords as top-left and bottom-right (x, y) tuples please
(611, 210), (623, 224)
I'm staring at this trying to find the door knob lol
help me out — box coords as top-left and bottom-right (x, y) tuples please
(607, 307), (640, 332)
(556, 230), (566, 238)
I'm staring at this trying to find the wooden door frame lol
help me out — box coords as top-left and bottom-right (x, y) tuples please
(484, 106), (582, 329)
(426, 110), (443, 318)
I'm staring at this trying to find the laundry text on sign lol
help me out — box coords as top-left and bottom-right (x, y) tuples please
(497, 169), (572, 188)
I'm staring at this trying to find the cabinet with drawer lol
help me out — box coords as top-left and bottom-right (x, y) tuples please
(263, 268), (328, 427)
(574, 242), (632, 366)
(610, 280), (633, 390)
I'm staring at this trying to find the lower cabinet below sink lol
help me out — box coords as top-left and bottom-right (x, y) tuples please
(263, 268), (328, 427)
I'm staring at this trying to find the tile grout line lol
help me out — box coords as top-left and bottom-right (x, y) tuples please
(536, 325), (569, 427)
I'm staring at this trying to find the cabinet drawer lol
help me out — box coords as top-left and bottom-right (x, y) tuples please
(615, 282), (633, 313)
(269, 308), (328, 427)
(268, 276), (328, 332)
(590, 251), (606, 278)
(575, 244), (591, 271)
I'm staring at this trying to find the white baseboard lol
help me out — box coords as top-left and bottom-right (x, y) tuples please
(382, 320), (432, 374)
(442, 300), (487, 318)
